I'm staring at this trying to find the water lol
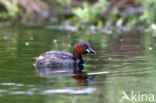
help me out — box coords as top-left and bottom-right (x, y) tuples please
(0, 26), (156, 103)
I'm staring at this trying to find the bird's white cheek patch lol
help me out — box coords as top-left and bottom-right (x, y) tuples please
(86, 49), (90, 53)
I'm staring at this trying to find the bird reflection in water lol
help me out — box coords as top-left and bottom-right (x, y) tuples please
(35, 63), (90, 86)
(73, 69), (89, 86)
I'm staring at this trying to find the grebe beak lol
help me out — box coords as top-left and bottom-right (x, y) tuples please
(87, 48), (96, 54)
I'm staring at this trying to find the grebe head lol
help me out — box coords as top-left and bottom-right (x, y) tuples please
(73, 41), (96, 58)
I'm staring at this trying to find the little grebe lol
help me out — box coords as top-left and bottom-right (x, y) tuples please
(34, 41), (95, 69)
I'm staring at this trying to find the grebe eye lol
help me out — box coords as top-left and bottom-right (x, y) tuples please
(84, 45), (88, 49)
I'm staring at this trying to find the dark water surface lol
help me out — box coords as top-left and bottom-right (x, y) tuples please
(0, 26), (156, 103)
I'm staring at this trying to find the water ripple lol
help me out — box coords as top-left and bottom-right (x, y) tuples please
(42, 88), (96, 95)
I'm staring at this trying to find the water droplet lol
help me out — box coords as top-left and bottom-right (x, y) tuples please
(108, 57), (112, 60)
(4, 36), (8, 40)
(30, 37), (34, 40)
(68, 44), (71, 47)
(53, 39), (57, 43)
(25, 42), (29, 46)
(149, 47), (152, 50)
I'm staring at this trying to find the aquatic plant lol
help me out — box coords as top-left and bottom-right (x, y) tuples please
(0, 0), (18, 21)
(69, 0), (111, 27)
(138, 0), (156, 33)
(55, 0), (156, 32)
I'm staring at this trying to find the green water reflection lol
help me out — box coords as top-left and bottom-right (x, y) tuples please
(0, 26), (156, 103)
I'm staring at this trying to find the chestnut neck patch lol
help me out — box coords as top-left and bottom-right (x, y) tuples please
(74, 44), (84, 57)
